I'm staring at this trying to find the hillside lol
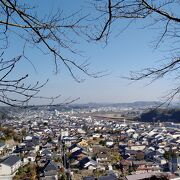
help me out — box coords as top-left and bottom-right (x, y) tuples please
(0, 107), (9, 119)
(137, 109), (180, 123)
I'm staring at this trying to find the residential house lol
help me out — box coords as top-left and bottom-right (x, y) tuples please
(0, 155), (22, 176)
(99, 172), (117, 180)
(77, 139), (88, 148)
(79, 157), (97, 170)
(119, 160), (132, 173)
(40, 160), (58, 180)
(132, 160), (161, 173)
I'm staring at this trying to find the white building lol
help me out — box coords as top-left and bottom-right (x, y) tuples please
(61, 130), (69, 140)
(0, 155), (22, 176)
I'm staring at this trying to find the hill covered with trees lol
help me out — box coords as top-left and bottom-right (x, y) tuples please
(137, 109), (180, 123)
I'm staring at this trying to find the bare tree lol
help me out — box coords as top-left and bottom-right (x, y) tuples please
(0, 0), (103, 106)
(90, 0), (180, 105)
(1, 0), (179, 106)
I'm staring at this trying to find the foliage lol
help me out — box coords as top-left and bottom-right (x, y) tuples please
(92, 154), (97, 161)
(13, 163), (37, 180)
(0, 112), (8, 119)
(0, 126), (23, 142)
(163, 150), (177, 161)
(59, 173), (67, 180)
(93, 169), (107, 178)
(138, 108), (180, 123)
(99, 140), (106, 146)
(110, 151), (122, 164)
(21, 128), (27, 137)
(54, 156), (62, 163)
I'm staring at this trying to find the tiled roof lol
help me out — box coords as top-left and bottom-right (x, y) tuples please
(99, 174), (117, 180)
(2, 155), (21, 166)
(43, 161), (58, 172)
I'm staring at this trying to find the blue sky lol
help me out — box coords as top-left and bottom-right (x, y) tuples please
(5, 0), (175, 104)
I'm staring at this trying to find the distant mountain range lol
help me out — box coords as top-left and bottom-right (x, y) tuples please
(70, 101), (162, 109)
(0, 101), (179, 112)
(0, 102), (179, 123)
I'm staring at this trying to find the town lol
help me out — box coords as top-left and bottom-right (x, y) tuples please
(0, 104), (179, 180)
(0, 0), (180, 179)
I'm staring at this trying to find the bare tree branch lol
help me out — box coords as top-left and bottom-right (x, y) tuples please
(91, 0), (180, 105)
(0, 0), (106, 106)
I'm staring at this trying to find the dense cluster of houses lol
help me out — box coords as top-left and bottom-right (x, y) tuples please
(0, 108), (179, 180)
